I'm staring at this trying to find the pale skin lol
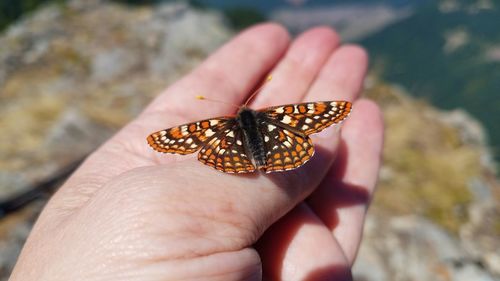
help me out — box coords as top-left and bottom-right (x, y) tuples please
(10, 24), (384, 281)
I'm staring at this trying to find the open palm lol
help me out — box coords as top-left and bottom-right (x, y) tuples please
(10, 24), (383, 281)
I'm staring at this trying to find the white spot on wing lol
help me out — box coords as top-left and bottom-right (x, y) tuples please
(264, 135), (270, 142)
(305, 118), (312, 124)
(205, 129), (215, 137)
(275, 107), (284, 113)
(268, 124), (277, 131)
(236, 140), (242, 145)
(281, 115), (292, 124)
(301, 125), (309, 130)
(227, 131), (235, 137)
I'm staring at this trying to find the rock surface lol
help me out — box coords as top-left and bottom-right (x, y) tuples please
(354, 215), (496, 281)
(0, 1), (498, 280)
(0, 0), (230, 196)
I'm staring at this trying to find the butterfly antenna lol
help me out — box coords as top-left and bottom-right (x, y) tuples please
(195, 95), (240, 109)
(244, 74), (272, 107)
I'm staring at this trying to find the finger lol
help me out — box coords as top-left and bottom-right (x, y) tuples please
(257, 203), (352, 281)
(144, 22), (290, 120)
(251, 26), (340, 108)
(307, 99), (384, 265)
(306, 45), (369, 102)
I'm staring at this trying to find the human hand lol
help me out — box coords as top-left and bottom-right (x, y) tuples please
(10, 24), (383, 281)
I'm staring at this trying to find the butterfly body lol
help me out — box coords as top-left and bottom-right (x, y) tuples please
(236, 107), (268, 170)
(147, 101), (352, 173)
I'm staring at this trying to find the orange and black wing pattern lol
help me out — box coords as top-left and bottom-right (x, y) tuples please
(260, 123), (315, 173)
(198, 124), (255, 173)
(147, 118), (229, 155)
(262, 101), (352, 136)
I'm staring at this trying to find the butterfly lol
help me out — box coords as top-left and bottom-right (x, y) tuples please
(147, 101), (352, 173)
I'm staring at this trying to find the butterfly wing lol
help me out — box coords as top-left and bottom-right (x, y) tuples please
(147, 118), (229, 155)
(257, 101), (351, 172)
(198, 123), (256, 173)
(261, 101), (352, 136)
(260, 123), (315, 173)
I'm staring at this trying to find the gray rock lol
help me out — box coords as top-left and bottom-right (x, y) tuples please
(353, 215), (497, 281)
(91, 48), (140, 82)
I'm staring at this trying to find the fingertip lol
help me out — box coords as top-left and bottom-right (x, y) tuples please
(334, 45), (370, 83)
(341, 44), (369, 66)
(306, 44), (369, 102)
(240, 22), (291, 47)
(299, 25), (341, 45)
(289, 26), (341, 60)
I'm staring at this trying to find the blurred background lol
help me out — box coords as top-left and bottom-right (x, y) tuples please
(0, 0), (498, 280)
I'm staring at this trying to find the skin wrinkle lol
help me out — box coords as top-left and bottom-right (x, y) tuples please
(81, 187), (228, 262)
(123, 247), (262, 280)
(97, 166), (260, 258)
(146, 249), (262, 281)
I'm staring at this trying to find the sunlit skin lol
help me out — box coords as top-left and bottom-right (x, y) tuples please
(10, 24), (383, 281)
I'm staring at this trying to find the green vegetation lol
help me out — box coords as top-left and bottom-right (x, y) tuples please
(0, 0), (65, 31)
(223, 7), (266, 30)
